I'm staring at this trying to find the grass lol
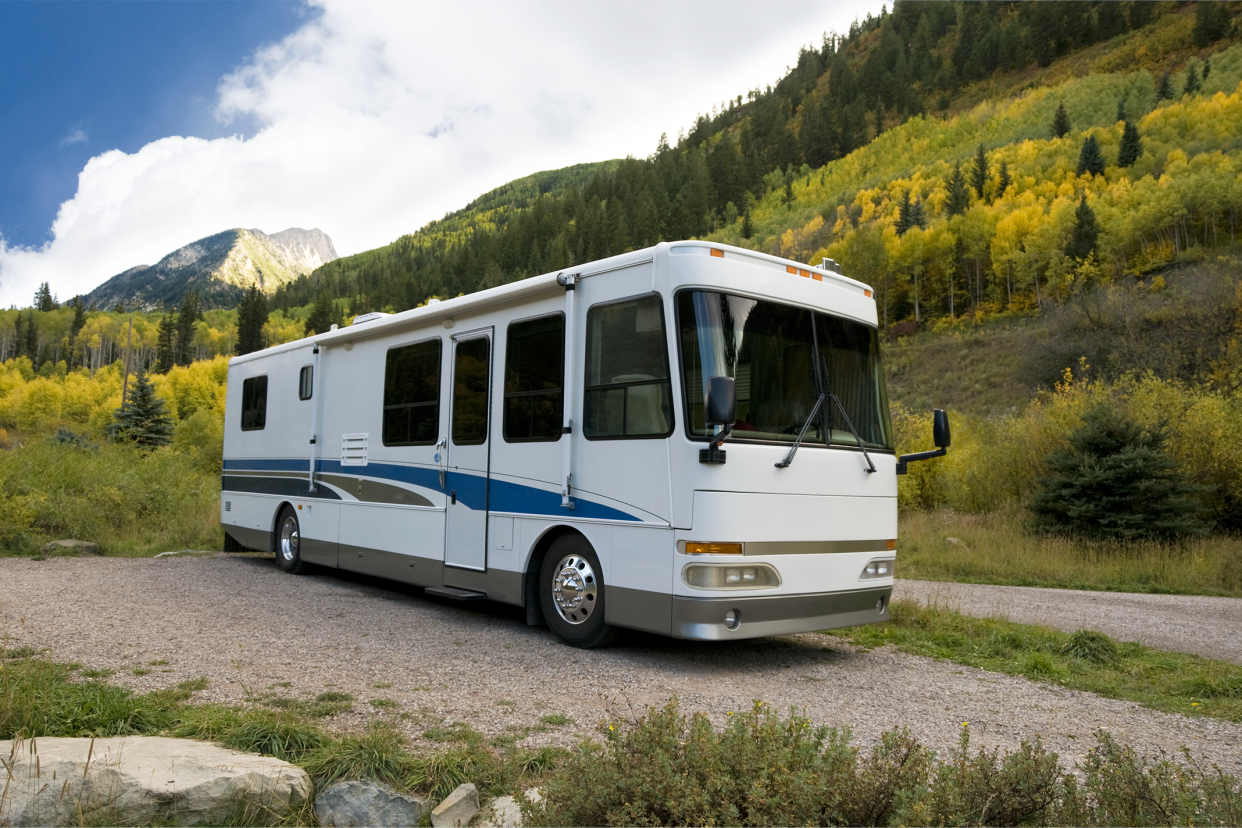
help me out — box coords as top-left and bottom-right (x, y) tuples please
(897, 508), (1242, 597)
(828, 598), (1242, 723)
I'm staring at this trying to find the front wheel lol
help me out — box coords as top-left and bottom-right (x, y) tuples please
(539, 534), (616, 648)
(275, 506), (304, 574)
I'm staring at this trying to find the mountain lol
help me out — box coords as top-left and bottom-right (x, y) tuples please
(273, 0), (1242, 323)
(86, 227), (338, 311)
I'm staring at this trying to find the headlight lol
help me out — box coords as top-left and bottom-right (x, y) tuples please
(860, 558), (896, 579)
(683, 563), (781, 590)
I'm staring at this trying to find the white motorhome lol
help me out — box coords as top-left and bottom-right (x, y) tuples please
(221, 240), (948, 647)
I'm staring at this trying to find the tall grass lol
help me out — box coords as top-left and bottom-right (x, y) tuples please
(0, 441), (220, 556)
(898, 508), (1242, 597)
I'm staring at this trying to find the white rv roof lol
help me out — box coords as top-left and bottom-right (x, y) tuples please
(229, 241), (872, 366)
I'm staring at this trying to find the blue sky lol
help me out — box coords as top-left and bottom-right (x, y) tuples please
(1, 1), (308, 248)
(0, 0), (883, 307)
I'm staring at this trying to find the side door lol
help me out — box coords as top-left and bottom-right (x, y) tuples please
(443, 329), (492, 570)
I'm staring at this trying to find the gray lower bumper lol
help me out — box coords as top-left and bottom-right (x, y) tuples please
(669, 586), (892, 640)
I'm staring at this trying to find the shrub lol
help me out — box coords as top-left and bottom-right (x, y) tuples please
(1030, 403), (1211, 540)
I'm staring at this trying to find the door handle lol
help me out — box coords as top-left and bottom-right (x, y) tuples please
(450, 490), (457, 505)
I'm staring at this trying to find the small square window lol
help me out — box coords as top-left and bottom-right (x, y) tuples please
(299, 365), (313, 400)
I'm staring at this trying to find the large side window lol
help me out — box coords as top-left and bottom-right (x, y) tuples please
(584, 294), (673, 438)
(504, 314), (564, 442)
(241, 375), (267, 431)
(383, 338), (442, 446)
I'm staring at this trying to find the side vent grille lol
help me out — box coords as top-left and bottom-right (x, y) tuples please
(341, 433), (369, 466)
(224, 501), (232, 512)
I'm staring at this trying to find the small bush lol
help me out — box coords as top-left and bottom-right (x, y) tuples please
(1062, 629), (1120, 665)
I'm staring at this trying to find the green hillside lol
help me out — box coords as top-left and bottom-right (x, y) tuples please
(275, 0), (1242, 329)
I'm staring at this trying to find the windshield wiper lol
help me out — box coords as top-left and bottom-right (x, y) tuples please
(774, 393), (825, 468)
(827, 393), (877, 474)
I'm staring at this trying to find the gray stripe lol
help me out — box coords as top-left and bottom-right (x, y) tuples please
(318, 475), (435, 507)
(744, 540), (893, 556)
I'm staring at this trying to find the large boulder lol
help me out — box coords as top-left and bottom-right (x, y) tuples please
(315, 779), (431, 827)
(0, 736), (312, 827)
(430, 783), (479, 827)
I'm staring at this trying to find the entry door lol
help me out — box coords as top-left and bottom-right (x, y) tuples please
(444, 330), (492, 570)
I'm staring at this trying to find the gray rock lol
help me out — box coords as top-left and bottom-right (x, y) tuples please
(431, 782), (479, 828)
(42, 539), (101, 556)
(0, 735), (311, 826)
(315, 779), (431, 827)
(475, 795), (522, 827)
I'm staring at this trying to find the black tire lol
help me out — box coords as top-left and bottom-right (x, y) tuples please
(539, 534), (616, 648)
(275, 506), (304, 574)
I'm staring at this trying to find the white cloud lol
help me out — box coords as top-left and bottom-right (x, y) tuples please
(59, 127), (88, 148)
(0, 0), (882, 307)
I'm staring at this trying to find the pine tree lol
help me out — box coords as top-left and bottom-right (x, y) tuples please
(70, 297), (87, 339)
(23, 311), (38, 366)
(1117, 121), (1143, 168)
(1076, 134), (1106, 177)
(155, 312), (177, 374)
(1115, 98), (1126, 123)
(909, 198), (926, 230)
(1203, 56), (1211, 80)
(175, 290), (200, 366)
(1031, 405), (1210, 540)
(896, 189), (913, 234)
(1193, 1), (1232, 47)
(33, 282), (57, 312)
(235, 286), (269, 356)
(740, 211), (753, 240)
(971, 143), (989, 200)
(1066, 195), (1099, 261)
(107, 372), (173, 448)
(304, 290), (338, 336)
(1183, 62), (1201, 97)
(945, 162), (970, 216)
(1050, 101), (1072, 138)
(996, 161), (1011, 199)
(13, 312), (25, 358)
(1155, 72), (1174, 102)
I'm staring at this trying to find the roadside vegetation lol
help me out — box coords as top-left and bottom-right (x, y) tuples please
(4, 645), (1241, 827)
(829, 599), (1242, 724)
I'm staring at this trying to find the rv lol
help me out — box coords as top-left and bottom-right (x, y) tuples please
(221, 241), (948, 647)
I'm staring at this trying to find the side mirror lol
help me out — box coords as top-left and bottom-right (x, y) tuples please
(704, 376), (737, 427)
(933, 408), (951, 449)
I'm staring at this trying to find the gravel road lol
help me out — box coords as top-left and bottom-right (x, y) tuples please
(3, 554), (1240, 776)
(895, 579), (1242, 664)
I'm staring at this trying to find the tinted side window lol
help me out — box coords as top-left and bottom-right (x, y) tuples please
(584, 294), (673, 438)
(452, 337), (490, 445)
(299, 365), (313, 401)
(383, 339), (441, 446)
(504, 315), (563, 442)
(241, 375), (267, 430)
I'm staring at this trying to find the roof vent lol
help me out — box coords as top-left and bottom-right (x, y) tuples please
(351, 312), (392, 326)
(821, 258), (842, 275)
(427, 298), (441, 305)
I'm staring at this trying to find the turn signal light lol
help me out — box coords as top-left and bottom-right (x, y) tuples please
(684, 541), (744, 555)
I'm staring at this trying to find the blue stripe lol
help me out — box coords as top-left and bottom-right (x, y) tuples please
(223, 457), (642, 522)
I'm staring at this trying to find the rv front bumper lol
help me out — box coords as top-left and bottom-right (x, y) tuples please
(669, 585), (892, 641)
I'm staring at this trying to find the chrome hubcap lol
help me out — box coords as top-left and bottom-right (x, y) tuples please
(279, 517), (299, 562)
(552, 554), (597, 625)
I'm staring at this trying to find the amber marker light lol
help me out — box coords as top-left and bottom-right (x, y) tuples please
(786, 265), (798, 274)
(887, 539), (896, 550)
(864, 289), (873, 297)
(685, 542), (744, 555)
(710, 248), (724, 258)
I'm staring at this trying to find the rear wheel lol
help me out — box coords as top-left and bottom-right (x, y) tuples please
(539, 534), (616, 648)
(275, 506), (304, 574)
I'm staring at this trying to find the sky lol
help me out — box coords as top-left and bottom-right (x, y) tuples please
(0, 0), (883, 308)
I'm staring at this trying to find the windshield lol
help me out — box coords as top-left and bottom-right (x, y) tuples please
(676, 291), (893, 451)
